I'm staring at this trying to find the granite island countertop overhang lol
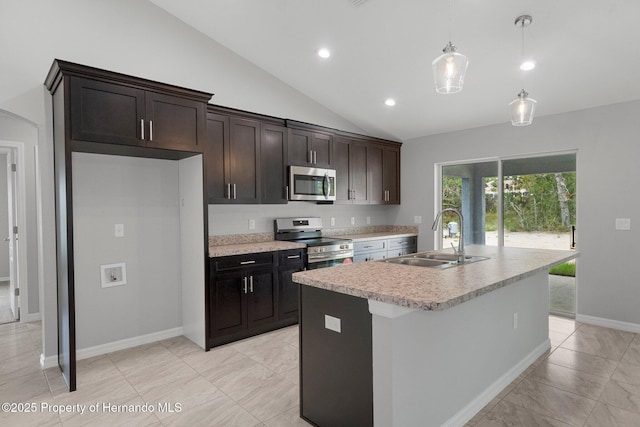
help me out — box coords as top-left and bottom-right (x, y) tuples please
(292, 245), (577, 311)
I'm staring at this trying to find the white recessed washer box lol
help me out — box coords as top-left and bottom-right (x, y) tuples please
(100, 262), (127, 288)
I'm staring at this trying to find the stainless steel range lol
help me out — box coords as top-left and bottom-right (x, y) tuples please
(274, 217), (354, 269)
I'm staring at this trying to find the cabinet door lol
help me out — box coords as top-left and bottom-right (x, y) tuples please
(278, 266), (301, 320)
(367, 144), (385, 204)
(229, 117), (260, 203)
(288, 129), (312, 166)
(311, 133), (333, 168)
(145, 92), (205, 152)
(383, 146), (400, 204)
(261, 124), (288, 204)
(333, 137), (351, 203)
(206, 113), (231, 203)
(350, 142), (369, 204)
(211, 270), (247, 338)
(247, 268), (277, 328)
(69, 77), (145, 146)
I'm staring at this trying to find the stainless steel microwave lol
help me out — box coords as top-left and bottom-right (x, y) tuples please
(289, 166), (336, 201)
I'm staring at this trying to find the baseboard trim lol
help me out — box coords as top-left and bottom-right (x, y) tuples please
(40, 327), (184, 370)
(576, 314), (640, 333)
(443, 339), (551, 427)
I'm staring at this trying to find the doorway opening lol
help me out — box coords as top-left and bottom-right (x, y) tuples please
(437, 152), (577, 318)
(0, 147), (20, 324)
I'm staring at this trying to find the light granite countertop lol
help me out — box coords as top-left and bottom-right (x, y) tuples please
(208, 225), (419, 257)
(292, 245), (577, 311)
(209, 241), (305, 258)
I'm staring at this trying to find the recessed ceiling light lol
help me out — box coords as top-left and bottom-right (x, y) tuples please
(520, 60), (536, 71)
(317, 48), (331, 59)
(384, 98), (396, 106)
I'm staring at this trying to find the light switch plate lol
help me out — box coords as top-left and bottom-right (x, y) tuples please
(324, 315), (341, 333)
(248, 219), (256, 230)
(330, 217), (336, 226)
(114, 223), (124, 237)
(414, 216), (422, 224)
(615, 218), (631, 230)
(366, 216), (371, 225)
(350, 217), (356, 225)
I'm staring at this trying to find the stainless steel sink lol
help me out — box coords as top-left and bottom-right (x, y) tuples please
(385, 257), (453, 268)
(384, 252), (490, 269)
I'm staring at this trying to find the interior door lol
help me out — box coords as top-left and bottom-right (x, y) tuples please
(7, 150), (18, 320)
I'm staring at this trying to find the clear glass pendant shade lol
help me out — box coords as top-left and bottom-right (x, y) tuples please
(432, 42), (469, 94)
(509, 89), (537, 126)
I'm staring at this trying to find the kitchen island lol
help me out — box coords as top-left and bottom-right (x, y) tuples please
(292, 245), (577, 427)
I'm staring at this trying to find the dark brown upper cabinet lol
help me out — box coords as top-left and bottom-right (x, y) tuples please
(206, 112), (261, 203)
(335, 136), (399, 205)
(260, 124), (289, 204)
(288, 128), (333, 168)
(334, 137), (369, 204)
(368, 143), (400, 205)
(207, 106), (288, 204)
(68, 72), (207, 153)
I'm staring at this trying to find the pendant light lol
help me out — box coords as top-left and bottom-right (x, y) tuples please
(432, 0), (468, 94)
(509, 15), (537, 126)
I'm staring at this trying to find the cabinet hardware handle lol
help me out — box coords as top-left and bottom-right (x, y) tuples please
(285, 185), (289, 200)
(226, 183), (231, 199)
(287, 255), (301, 259)
(249, 276), (254, 293)
(140, 119), (144, 140)
(243, 276), (248, 293)
(364, 245), (372, 249)
(309, 150), (313, 164)
(313, 151), (317, 164)
(240, 260), (256, 265)
(233, 183), (237, 199)
(149, 120), (153, 141)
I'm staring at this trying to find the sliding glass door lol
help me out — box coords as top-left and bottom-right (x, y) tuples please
(437, 152), (577, 317)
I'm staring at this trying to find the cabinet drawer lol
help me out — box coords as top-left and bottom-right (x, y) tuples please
(279, 248), (305, 266)
(387, 236), (417, 249)
(213, 252), (275, 272)
(354, 239), (386, 253)
(354, 250), (387, 263)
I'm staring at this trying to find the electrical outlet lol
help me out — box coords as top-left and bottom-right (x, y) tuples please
(248, 219), (256, 230)
(114, 223), (124, 237)
(350, 217), (356, 225)
(330, 217), (336, 227)
(325, 314), (341, 333)
(366, 216), (371, 225)
(414, 216), (422, 224)
(513, 312), (518, 329)
(615, 218), (631, 230)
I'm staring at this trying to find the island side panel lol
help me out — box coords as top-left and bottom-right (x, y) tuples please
(299, 285), (373, 427)
(371, 271), (550, 427)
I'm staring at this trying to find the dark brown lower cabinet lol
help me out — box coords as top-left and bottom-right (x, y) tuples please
(278, 249), (305, 321)
(209, 249), (304, 347)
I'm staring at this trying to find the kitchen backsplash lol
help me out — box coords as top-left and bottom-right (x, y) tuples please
(209, 225), (418, 246)
(208, 203), (393, 236)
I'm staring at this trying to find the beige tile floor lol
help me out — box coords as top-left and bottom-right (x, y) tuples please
(2, 317), (640, 426)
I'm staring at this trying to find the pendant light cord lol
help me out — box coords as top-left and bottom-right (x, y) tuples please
(520, 20), (526, 90)
(448, 0), (453, 42)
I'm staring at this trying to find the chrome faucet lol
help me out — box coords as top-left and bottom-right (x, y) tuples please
(432, 208), (465, 263)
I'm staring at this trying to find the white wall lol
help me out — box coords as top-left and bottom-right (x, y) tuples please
(0, 155), (9, 279)
(72, 153), (182, 349)
(0, 0), (373, 359)
(396, 100), (640, 327)
(209, 204), (391, 236)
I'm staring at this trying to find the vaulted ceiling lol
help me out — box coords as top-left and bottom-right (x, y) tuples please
(151, 0), (640, 141)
